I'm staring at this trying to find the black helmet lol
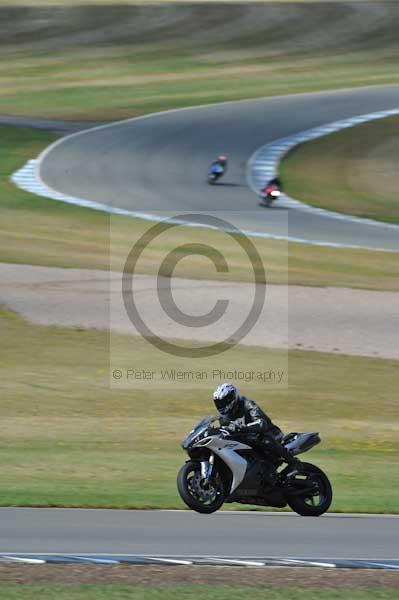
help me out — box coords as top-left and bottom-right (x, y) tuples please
(213, 383), (239, 417)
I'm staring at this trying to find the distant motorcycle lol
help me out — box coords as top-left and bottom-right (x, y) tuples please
(259, 177), (282, 206)
(177, 416), (332, 516)
(207, 163), (225, 184)
(259, 181), (281, 207)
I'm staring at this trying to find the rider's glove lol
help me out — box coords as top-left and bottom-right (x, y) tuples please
(219, 427), (231, 437)
(226, 422), (242, 434)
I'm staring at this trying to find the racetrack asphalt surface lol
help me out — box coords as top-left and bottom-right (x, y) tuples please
(40, 84), (399, 251)
(1, 509), (398, 560)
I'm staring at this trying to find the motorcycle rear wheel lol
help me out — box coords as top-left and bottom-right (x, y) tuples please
(259, 197), (273, 207)
(177, 460), (225, 514)
(286, 462), (332, 517)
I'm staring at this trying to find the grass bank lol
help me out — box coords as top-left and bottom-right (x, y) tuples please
(280, 115), (399, 224)
(0, 3), (398, 120)
(3, 125), (399, 289)
(1, 306), (398, 512)
(1, 565), (398, 598)
(0, 586), (398, 600)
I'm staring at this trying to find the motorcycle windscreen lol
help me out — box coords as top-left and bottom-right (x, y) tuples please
(182, 416), (217, 449)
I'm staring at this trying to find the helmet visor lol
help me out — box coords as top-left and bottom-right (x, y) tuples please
(214, 391), (237, 415)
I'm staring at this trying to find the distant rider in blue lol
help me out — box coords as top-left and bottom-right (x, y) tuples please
(209, 154), (228, 175)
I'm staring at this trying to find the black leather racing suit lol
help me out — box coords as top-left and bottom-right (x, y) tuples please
(220, 396), (295, 464)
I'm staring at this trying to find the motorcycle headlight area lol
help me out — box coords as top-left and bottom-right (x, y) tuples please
(196, 436), (212, 446)
(183, 432), (208, 449)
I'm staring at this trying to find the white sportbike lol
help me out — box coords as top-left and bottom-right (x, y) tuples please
(177, 416), (332, 516)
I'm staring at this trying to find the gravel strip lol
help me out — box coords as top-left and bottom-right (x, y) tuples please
(1, 263), (399, 359)
(0, 564), (398, 587)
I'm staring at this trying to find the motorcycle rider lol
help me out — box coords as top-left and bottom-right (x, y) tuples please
(210, 154), (228, 173)
(261, 176), (282, 196)
(266, 176), (282, 190)
(213, 383), (299, 477)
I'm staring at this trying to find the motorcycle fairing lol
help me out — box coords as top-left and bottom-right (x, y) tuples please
(197, 436), (252, 493)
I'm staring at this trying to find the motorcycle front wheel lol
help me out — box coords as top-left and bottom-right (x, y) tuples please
(177, 460), (225, 514)
(259, 196), (273, 207)
(286, 462), (332, 517)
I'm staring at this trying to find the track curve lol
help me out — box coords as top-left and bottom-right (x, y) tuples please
(1, 509), (398, 559)
(40, 85), (399, 251)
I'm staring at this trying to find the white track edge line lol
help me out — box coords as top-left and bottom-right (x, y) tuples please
(144, 557), (193, 565)
(207, 557), (265, 567)
(71, 555), (120, 564)
(246, 107), (399, 231)
(281, 558), (336, 568)
(1, 556), (46, 564)
(1, 553), (397, 563)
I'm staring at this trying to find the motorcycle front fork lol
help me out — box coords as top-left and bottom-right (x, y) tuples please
(200, 454), (214, 482)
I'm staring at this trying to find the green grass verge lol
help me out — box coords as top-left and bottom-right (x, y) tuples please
(0, 586), (397, 600)
(1, 306), (398, 512)
(0, 0), (363, 4)
(281, 115), (399, 224)
(0, 4), (398, 120)
(3, 125), (399, 289)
